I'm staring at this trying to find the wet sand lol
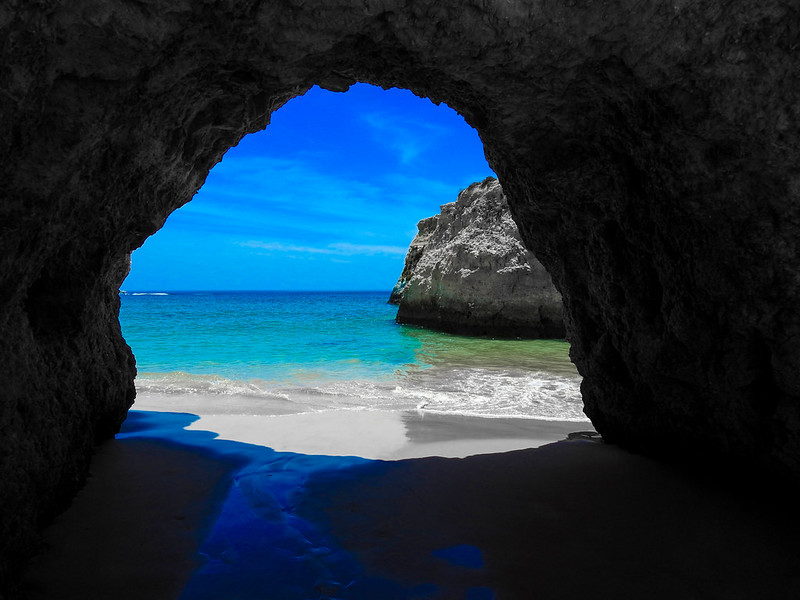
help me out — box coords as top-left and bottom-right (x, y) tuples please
(22, 409), (800, 599)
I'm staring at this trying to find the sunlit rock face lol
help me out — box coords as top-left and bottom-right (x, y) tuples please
(393, 177), (564, 338)
(388, 216), (437, 306)
(1, 0), (798, 589)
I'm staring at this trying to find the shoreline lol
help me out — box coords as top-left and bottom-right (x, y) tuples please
(133, 389), (591, 460)
(182, 408), (590, 460)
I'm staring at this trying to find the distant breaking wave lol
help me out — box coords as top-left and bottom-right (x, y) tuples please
(136, 372), (282, 396)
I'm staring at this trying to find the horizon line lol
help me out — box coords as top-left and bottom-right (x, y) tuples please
(120, 289), (392, 293)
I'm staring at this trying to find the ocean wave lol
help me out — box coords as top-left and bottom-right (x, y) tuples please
(395, 368), (586, 421)
(130, 292), (169, 296)
(135, 368), (586, 421)
(136, 372), (287, 397)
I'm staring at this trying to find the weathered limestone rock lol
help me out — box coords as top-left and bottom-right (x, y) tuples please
(388, 215), (438, 305)
(393, 178), (564, 338)
(1, 0), (799, 592)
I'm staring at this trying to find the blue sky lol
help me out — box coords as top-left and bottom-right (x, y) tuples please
(123, 83), (495, 291)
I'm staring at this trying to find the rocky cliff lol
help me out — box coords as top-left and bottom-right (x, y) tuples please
(392, 178), (564, 338)
(1, 1), (800, 592)
(388, 215), (438, 305)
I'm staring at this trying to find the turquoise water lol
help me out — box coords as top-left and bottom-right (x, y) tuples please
(120, 291), (586, 421)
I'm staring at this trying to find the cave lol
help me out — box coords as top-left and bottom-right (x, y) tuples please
(1, 0), (799, 592)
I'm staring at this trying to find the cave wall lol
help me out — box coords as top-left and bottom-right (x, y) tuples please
(1, 0), (799, 591)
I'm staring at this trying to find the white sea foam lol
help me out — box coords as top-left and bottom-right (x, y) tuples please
(395, 367), (587, 421)
(135, 366), (587, 422)
(136, 372), (277, 396)
(130, 292), (169, 296)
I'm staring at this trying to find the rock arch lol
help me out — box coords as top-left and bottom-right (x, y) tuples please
(1, 0), (798, 586)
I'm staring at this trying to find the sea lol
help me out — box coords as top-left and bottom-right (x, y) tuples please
(119, 290), (586, 422)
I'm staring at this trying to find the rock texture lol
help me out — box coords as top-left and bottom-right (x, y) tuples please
(388, 216), (438, 306)
(393, 178), (564, 338)
(1, 1), (800, 592)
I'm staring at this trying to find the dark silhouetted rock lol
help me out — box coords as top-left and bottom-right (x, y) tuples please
(1, 1), (799, 591)
(393, 178), (564, 338)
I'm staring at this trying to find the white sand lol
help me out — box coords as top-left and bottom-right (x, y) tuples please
(180, 409), (586, 459)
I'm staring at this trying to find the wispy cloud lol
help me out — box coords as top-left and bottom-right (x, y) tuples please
(329, 242), (407, 256)
(200, 155), (384, 212)
(180, 154), (469, 247)
(361, 112), (449, 165)
(241, 240), (407, 256)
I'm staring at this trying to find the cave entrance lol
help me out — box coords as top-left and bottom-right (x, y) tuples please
(119, 83), (585, 454)
(7, 6), (800, 596)
(123, 83), (491, 292)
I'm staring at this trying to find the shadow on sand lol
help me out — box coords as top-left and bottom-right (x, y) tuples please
(23, 410), (800, 600)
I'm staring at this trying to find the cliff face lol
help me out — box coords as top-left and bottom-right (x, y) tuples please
(394, 178), (564, 338)
(388, 215), (438, 305)
(1, 1), (800, 591)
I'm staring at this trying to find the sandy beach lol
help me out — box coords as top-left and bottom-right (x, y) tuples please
(22, 408), (800, 599)
(181, 410), (587, 460)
